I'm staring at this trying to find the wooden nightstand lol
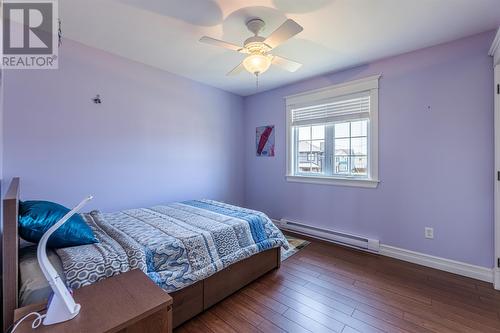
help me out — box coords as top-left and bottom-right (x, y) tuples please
(13, 269), (173, 333)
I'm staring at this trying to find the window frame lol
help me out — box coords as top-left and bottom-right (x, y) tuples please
(285, 75), (381, 188)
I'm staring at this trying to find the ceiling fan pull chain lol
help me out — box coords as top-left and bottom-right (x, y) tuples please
(256, 73), (259, 91)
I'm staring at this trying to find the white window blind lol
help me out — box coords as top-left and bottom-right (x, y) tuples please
(291, 92), (370, 126)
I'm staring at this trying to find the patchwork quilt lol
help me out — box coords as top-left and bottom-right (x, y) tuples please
(55, 200), (288, 292)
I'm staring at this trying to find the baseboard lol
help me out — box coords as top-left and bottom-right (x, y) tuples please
(379, 245), (493, 283)
(275, 220), (494, 283)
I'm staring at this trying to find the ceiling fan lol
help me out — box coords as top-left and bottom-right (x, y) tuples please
(199, 18), (303, 77)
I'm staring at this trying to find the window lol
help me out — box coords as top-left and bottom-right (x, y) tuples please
(297, 125), (325, 173)
(286, 75), (380, 188)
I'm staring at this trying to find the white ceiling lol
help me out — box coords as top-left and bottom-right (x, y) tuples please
(61, 0), (500, 96)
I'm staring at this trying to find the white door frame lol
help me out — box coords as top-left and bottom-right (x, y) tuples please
(494, 64), (500, 290)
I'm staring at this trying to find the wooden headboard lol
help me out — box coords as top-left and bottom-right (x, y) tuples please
(2, 177), (20, 332)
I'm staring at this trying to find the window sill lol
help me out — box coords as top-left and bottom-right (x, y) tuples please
(285, 175), (379, 188)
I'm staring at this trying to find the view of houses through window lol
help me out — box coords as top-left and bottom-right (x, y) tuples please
(296, 120), (368, 177)
(298, 125), (325, 173)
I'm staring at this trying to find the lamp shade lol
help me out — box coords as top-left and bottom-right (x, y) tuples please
(243, 54), (272, 75)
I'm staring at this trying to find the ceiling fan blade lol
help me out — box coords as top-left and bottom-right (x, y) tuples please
(272, 56), (302, 72)
(226, 62), (245, 76)
(264, 19), (303, 49)
(199, 36), (244, 53)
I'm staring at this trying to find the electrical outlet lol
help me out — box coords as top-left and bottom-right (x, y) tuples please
(425, 227), (434, 239)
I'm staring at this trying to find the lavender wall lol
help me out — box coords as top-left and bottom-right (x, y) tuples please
(3, 40), (244, 212)
(243, 31), (495, 268)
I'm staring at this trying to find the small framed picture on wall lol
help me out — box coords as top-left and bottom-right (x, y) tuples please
(256, 125), (275, 157)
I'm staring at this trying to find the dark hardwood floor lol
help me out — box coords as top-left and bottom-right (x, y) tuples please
(176, 237), (500, 333)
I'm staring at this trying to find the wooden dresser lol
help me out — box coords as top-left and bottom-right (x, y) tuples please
(13, 269), (172, 333)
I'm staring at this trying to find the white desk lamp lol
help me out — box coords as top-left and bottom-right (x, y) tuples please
(36, 196), (93, 325)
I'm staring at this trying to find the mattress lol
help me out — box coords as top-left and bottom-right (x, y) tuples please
(19, 200), (288, 306)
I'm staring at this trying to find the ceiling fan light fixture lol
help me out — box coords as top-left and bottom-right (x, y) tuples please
(243, 54), (272, 76)
(199, 17), (303, 78)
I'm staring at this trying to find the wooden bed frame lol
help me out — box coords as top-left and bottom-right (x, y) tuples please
(1, 178), (281, 331)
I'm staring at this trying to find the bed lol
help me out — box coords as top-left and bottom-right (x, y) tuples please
(2, 178), (288, 331)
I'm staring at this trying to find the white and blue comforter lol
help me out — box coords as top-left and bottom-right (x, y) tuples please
(55, 200), (288, 292)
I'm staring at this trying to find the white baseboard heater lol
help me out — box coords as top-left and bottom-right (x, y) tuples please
(277, 218), (380, 253)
